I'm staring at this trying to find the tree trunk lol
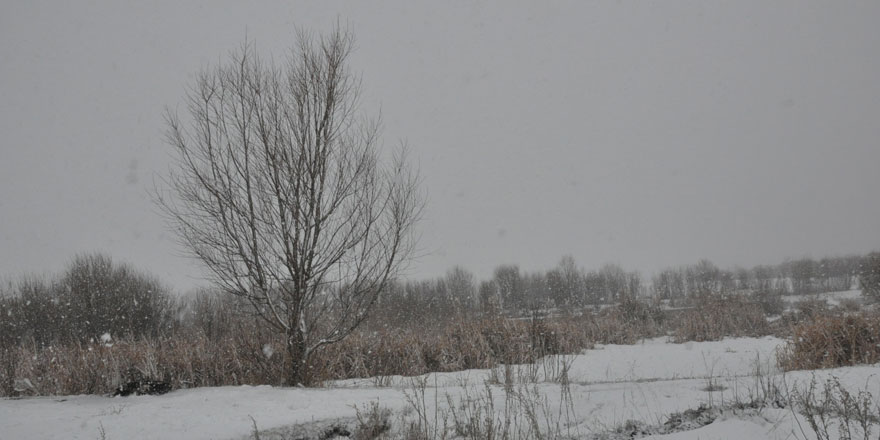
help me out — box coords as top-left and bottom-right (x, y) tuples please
(286, 328), (308, 386)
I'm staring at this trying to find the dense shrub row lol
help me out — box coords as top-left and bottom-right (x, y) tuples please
(2, 294), (788, 396)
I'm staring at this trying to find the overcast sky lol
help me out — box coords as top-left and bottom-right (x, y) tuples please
(2, 1), (879, 291)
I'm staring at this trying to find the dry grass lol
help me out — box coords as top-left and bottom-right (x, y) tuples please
(2, 307), (642, 396)
(4, 293), (858, 397)
(671, 295), (769, 343)
(312, 315), (594, 382)
(778, 311), (880, 371)
(2, 314), (590, 396)
(585, 297), (667, 344)
(791, 375), (880, 440)
(310, 299), (671, 384)
(0, 327), (287, 396)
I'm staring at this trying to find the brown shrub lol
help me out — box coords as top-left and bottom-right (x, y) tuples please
(836, 298), (863, 313)
(671, 295), (769, 343)
(778, 312), (880, 371)
(795, 298), (832, 319)
(751, 291), (785, 316)
(581, 300), (666, 345)
(0, 322), (287, 397)
(310, 315), (594, 382)
(769, 298), (840, 338)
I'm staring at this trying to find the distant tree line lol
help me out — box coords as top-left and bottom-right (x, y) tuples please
(652, 255), (863, 300)
(1, 251), (878, 350)
(861, 252), (880, 301)
(373, 253), (875, 319)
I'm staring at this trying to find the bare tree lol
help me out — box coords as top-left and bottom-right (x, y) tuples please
(859, 252), (880, 301)
(493, 265), (523, 311)
(157, 27), (422, 385)
(445, 266), (477, 309)
(546, 255), (584, 307)
(60, 253), (173, 342)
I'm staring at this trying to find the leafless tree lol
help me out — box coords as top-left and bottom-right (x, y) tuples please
(157, 27), (422, 385)
(493, 264), (523, 310)
(445, 266), (477, 308)
(860, 252), (880, 301)
(546, 255), (585, 307)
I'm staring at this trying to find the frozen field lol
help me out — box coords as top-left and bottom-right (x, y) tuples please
(2, 335), (878, 440)
(781, 289), (864, 307)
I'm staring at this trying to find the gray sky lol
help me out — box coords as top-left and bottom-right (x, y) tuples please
(2, 1), (879, 291)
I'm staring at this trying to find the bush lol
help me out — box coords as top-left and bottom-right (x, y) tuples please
(751, 291), (785, 316)
(671, 296), (769, 343)
(59, 253), (175, 342)
(584, 299), (666, 345)
(795, 298), (832, 320)
(0, 254), (176, 348)
(837, 298), (863, 313)
(778, 312), (880, 371)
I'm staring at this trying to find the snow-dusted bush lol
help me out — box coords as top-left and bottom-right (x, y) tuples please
(751, 290), (785, 316)
(59, 253), (175, 342)
(0, 254), (175, 347)
(778, 312), (880, 371)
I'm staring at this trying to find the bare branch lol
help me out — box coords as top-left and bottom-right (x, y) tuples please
(157, 25), (422, 385)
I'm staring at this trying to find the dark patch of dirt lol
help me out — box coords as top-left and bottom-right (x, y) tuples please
(588, 402), (774, 439)
(661, 404), (720, 433)
(113, 379), (172, 396)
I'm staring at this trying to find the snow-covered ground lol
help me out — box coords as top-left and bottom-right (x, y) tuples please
(334, 336), (783, 388)
(2, 336), (878, 440)
(782, 289), (863, 307)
